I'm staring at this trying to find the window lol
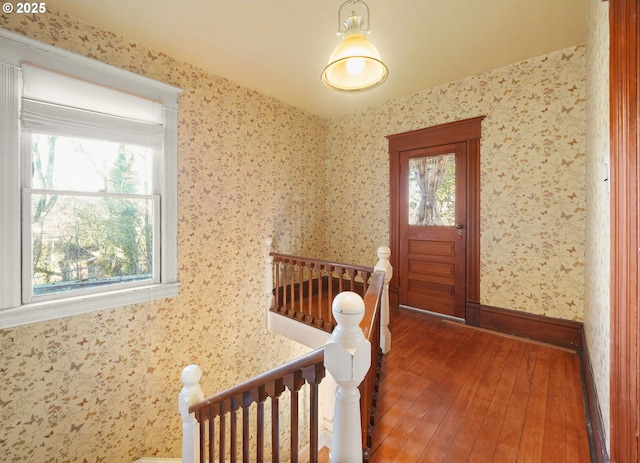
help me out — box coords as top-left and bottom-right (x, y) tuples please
(0, 29), (182, 328)
(27, 135), (157, 299)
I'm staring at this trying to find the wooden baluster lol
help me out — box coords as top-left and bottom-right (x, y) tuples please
(272, 402), (280, 463)
(290, 261), (297, 319)
(361, 270), (371, 298)
(265, 378), (285, 462)
(249, 385), (268, 463)
(302, 363), (326, 463)
(219, 403), (228, 463)
(242, 391), (251, 463)
(324, 292), (371, 463)
(179, 364), (204, 463)
(375, 246), (393, 354)
(230, 396), (239, 462)
(198, 412), (206, 463)
(316, 264), (323, 329)
(309, 264), (316, 327)
(347, 268), (356, 293)
(281, 261), (288, 315)
(327, 266), (334, 331)
(208, 408), (215, 463)
(284, 370), (305, 463)
(298, 262), (305, 321)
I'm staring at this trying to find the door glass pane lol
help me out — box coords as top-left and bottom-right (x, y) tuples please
(408, 153), (455, 226)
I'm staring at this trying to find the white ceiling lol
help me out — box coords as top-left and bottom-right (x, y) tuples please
(43, 0), (588, 119)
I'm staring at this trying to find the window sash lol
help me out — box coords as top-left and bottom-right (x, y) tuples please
(21, 187), (161, 304)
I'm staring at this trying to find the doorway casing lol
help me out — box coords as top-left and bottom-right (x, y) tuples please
(387, 116), (485, 321)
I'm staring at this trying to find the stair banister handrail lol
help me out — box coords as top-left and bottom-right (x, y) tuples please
(269, 252), (376, 275)
(190, 349), (324, 409)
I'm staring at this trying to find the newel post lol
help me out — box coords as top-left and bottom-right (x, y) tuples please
(324, 292), (371, 463)
(374, 246), (392, 354)
(179, 364), (204, 463)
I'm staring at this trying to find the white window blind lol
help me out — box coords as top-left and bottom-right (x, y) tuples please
(21, 63), (165, 148)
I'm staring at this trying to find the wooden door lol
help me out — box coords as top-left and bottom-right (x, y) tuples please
(399, 143), (466, 318)
(387, 117), (484, 322)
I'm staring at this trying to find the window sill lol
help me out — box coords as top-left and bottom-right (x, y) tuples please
(0, 281), (181, 329)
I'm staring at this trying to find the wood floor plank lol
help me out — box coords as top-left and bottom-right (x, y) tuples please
(371, 317), (453, 458)
(541, 348), (568, 463)
(516, 346), (551, 463)
(388, 329), (493, 462)
(372, 318), (475, 460)
(564, 353), (591, 463)
(417, 332), (501, 463)
(491, 344), (538, 463)
(465, 338), (527, 463)
(365, 308), (590, 463)
(439, 335), (516, 463)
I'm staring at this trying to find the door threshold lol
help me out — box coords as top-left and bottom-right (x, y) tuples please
(399, 304), (466, 324)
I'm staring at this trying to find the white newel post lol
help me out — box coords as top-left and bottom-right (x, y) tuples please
(374, 246), (393, 354)
(324, 291), (371, 463)
(265, 236), (274, 328)
(179, 364), (204, 463)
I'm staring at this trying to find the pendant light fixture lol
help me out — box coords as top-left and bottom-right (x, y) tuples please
(321, 0), (388, 93)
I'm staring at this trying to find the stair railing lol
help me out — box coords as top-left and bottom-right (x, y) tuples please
(267, 251), (375, 333)
(180, 248), (390, 463)
(265, 241), (392, 351)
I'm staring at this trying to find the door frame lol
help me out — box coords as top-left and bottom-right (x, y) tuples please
(610, 1), (639, 461)
(387, 116), (484, 320)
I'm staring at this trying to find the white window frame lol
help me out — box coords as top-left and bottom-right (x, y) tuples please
(0, 28), (182, 328)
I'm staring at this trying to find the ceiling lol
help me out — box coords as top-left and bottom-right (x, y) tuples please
(43, 0), (588, 119)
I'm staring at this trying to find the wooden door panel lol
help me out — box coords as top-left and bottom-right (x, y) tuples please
(408, 261), (455, 282)
(406, 290), (454, 315)
(407, 279), (454, 298)
(398, 143), (466, 318)
(408, 239), (455, 257)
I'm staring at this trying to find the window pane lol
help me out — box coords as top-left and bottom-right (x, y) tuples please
(31, 194), (153, 296)
(408, 154), (455, 226)
(30, 134), (153, 194)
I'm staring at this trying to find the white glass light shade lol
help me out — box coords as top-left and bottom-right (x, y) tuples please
(321, 32), (388, 93)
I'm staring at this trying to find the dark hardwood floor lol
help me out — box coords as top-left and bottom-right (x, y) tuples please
(368, 307), (591, 463)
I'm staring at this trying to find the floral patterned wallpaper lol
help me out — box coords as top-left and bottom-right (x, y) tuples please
(584, 0), (610, 453)
(1, 4), (593, 463)
(325, 43), (587, 322)
(1, 10), (324, 463)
